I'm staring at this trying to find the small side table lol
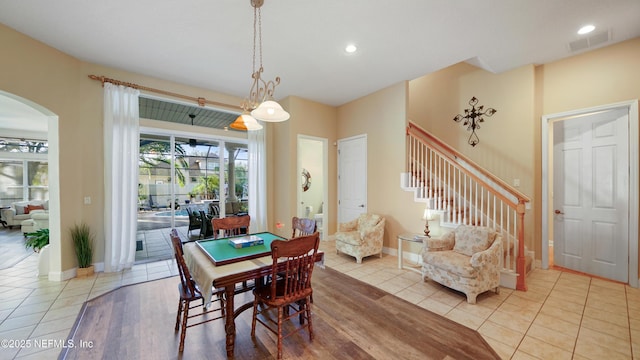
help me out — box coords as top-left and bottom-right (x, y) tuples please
(397, 233), (427, 274)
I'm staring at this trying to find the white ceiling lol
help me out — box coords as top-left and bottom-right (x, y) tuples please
(1, 0), (640, 110)
(0, 92), (48, 136)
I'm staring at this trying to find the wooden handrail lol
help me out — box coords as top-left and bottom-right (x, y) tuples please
(408, 127), (519, 209)
(408, 122), (530, 204)
(407, 121), (528, 291)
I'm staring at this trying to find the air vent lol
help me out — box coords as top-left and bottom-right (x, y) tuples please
(568, 30), (611, 52)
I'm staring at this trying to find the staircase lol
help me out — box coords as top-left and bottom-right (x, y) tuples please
(402, 122), (531, 290)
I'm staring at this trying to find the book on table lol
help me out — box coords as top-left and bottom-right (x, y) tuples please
(228, 235), (264, 249)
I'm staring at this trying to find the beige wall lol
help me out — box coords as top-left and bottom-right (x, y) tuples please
(538, 37), (640, 114)
(336, 81), (427, 252)
(269, 96), (338, 238)
(537, 37), (640, 273)
(0, 23), (246, 275)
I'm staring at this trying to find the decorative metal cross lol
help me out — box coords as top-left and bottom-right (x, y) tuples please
(453, 97), (497, 147)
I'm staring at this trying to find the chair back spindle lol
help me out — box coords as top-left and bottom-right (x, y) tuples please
(212, 215), (251, 238)
(269, 233), (320, 301)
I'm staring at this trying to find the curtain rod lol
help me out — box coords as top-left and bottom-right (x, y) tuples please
(88, 74), (242, 111)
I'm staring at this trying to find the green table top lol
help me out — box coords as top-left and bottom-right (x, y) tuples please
(195, 232), (285, 266)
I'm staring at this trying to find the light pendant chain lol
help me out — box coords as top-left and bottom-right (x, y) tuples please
(252, 6), (258, 75)
(258, 7), (263, 71)
(239, 0), (289, 123)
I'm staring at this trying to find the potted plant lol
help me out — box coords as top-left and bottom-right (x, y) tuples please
(25, 228), (49, 252)
(70, 222), (94, 277)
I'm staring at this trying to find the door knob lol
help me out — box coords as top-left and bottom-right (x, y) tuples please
(359, 204), (365, 208)
(554, 209), (564, 215)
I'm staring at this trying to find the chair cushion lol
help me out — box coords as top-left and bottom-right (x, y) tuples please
(335, 231), (361, 246)
(453, 226), (496, 257)
(357, 214), (381, 233)
(422, 250), (478, 278)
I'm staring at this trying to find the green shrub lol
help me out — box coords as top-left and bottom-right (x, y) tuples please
(25, 228), (49, 252)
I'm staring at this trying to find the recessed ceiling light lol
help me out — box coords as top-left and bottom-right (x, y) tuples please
(345, 44), (357, 53)
(578, 25), (595, 35)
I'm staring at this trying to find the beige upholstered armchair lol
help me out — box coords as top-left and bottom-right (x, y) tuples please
(335, 213), (385, 263)
(421, 225), (502, 304)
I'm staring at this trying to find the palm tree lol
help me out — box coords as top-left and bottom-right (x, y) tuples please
(139, 140), (189, 187)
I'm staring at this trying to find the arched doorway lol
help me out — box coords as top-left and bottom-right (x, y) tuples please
(0, 90), (61, 280)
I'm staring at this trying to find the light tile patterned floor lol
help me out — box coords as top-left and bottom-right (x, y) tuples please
(1, 230), (639, 359)
(320, 239), (640, 360)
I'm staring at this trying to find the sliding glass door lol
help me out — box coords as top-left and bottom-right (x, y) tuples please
(136, 131), (248, 263)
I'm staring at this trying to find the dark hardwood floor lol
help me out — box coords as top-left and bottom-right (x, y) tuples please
(61, 267), (499, 360)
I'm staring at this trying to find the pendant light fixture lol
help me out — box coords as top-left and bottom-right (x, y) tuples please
(230, 111), (263, 130)
(236, 0), (289, 126)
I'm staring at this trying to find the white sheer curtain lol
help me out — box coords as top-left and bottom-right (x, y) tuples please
(103, 83), (140, 272)
(248, 125), (267, 233)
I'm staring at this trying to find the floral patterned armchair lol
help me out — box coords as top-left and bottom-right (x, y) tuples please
(421, 225), (502, 304)
(335, 213), (385, 263)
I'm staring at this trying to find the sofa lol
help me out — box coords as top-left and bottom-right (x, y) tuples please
(1, 200), (49, 232)
(421, 225), (502, 304)
(335, 213), (386, 263)
(20, 211), (50, 235)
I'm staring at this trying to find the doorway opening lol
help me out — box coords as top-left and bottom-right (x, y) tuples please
(297, 135), (328, 240)
(0, 90), (60, 279)
(541, 100), (639, 287)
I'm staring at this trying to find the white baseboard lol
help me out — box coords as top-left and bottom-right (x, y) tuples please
(500, 270), (517, 289)
(48, 267), (76, 281)
(46, 262), (104, 281)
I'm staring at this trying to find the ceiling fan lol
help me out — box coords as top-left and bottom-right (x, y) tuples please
(188, 114), (197, 147)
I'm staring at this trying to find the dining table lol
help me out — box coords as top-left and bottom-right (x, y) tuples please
(183, 231), (324, 358)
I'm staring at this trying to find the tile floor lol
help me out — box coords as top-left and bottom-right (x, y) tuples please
(1, 230), (639, 359)
(0, 229), (32, 270)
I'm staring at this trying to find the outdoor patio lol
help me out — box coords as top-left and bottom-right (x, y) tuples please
(135, 210), (197, 264)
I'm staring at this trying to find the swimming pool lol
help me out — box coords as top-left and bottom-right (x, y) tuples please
(154, 209), (188, 217)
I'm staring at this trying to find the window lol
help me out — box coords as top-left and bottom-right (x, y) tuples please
(0, 138), (49, 205)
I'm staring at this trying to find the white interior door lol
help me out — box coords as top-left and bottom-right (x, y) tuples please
(338, 135), (367, 224)
(553, 108), (629, 282)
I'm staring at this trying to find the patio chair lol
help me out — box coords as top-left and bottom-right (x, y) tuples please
(185, 207), (201, 237)
(198, 210), (213, 238)
(208, 202), (220, 218)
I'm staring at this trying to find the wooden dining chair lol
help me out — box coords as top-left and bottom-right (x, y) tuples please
(291, 216), (317, 238)
(251, 232), (320, 359)
(170, 229), (224, 352)
(211, 214), (250, 239)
